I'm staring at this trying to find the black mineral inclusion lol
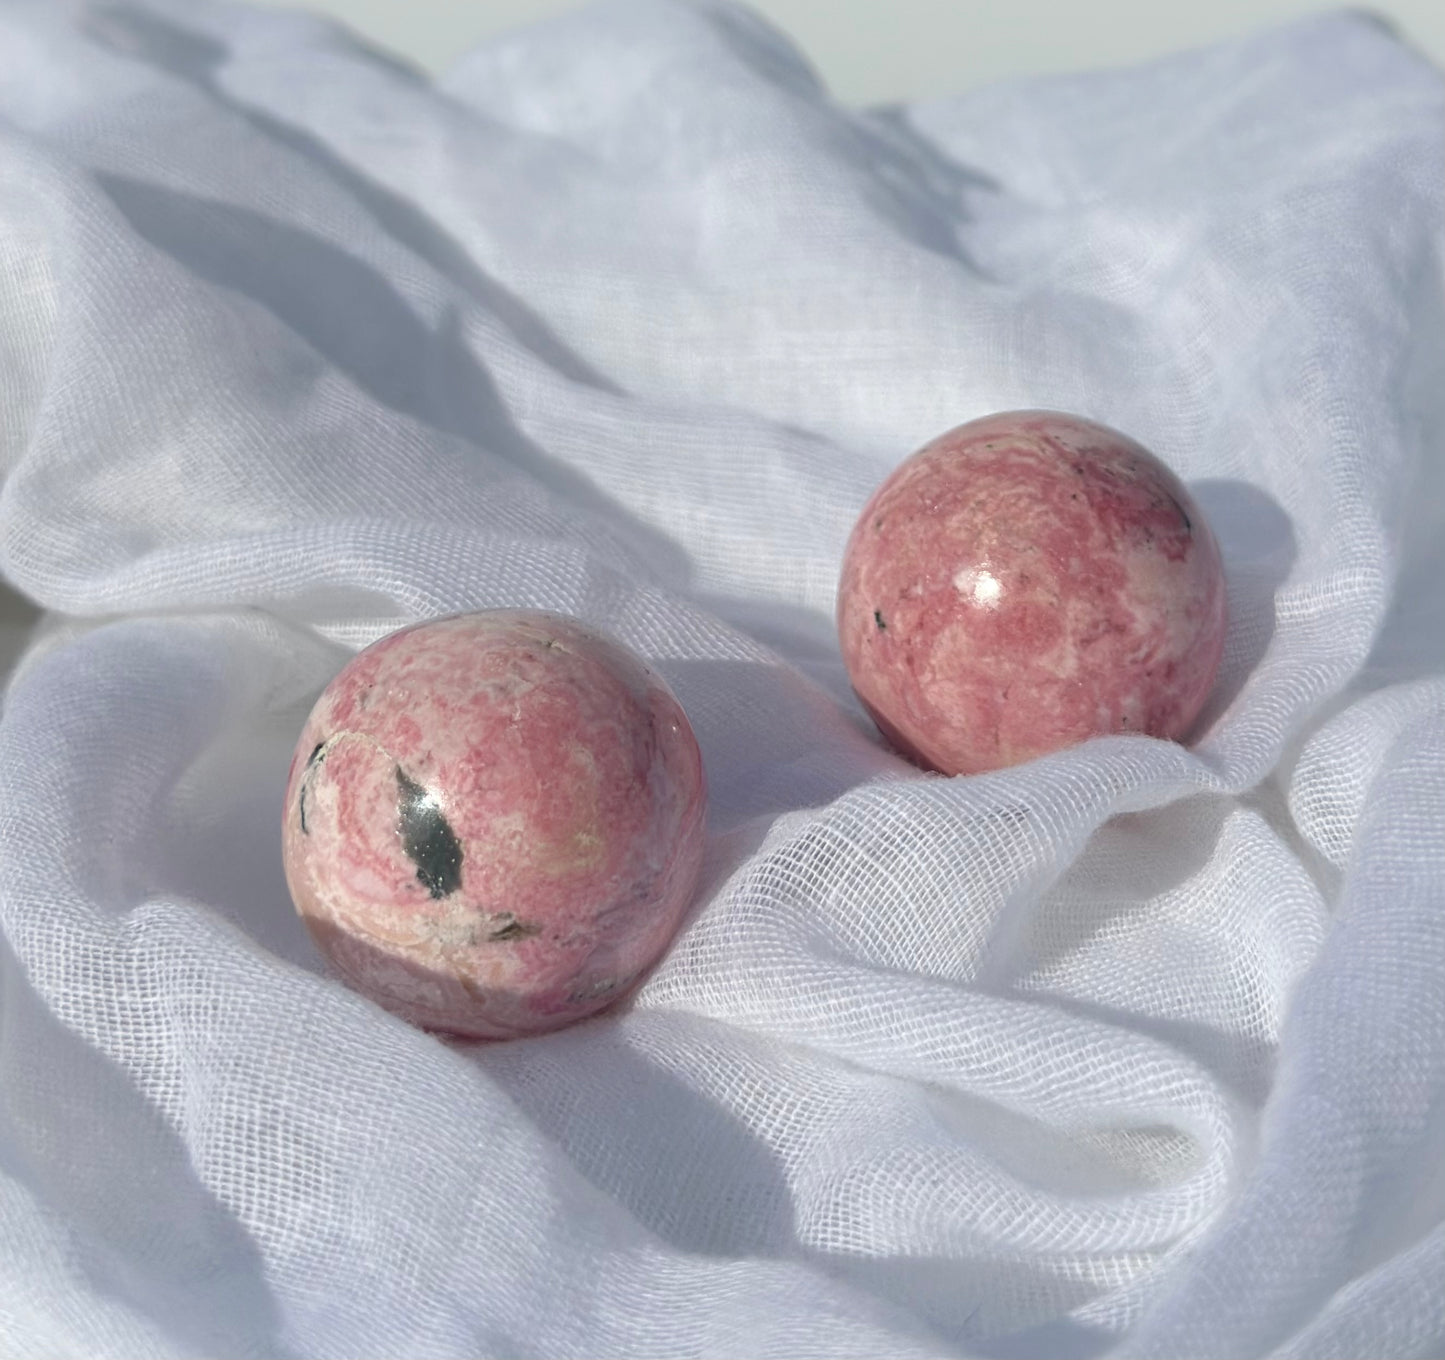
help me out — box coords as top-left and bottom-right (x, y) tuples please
(395, 766), (463, 899)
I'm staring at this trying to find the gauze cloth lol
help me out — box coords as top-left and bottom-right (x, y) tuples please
(0, 1), (1442, 1355)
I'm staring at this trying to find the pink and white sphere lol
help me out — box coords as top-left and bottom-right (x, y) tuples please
(281, 611), (707, 1039)
(837, 411), (1227, 775)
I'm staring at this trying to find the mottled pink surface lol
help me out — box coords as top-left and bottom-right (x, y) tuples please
(837, 411), (1227, 775)
(281, 611), (706, 1039)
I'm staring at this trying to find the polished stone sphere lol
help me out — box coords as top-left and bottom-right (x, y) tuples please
(282, 611), (706, 1039)
(837, 411), (1227, 775)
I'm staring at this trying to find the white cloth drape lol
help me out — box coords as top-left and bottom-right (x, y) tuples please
(0, 1), (1442, 1355)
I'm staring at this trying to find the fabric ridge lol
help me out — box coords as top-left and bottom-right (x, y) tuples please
(0, 0), (1441, 1355)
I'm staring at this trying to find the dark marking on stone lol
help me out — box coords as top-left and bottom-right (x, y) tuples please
(486, 915), (541, 942)
(873, 516), (883, 531)
(566, 976), (620, 1004)
(874, 609), (887, 631)
(298, 740), (327, 834)
(395, 766), (463, 899)
(1169, 494), (1193, 532)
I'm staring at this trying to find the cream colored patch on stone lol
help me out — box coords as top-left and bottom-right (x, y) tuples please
(534, 741), (609, 877)
(953, 564), (1002, 608)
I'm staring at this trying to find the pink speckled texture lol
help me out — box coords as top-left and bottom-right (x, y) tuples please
(837, 411), (1227, 775)
(281, 611), (706, 1039)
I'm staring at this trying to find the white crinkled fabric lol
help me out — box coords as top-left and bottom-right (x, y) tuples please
(0, 0), (1442, 1355)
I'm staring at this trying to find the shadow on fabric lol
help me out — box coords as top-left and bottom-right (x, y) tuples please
(84, 3), (621, 394)
(480, 1018), (802, 1260)
(1186, 477), (1297, 735)
(91, 169), (691, 585)
(659, 655), (903, 829)
(0, 941), (291, 1357)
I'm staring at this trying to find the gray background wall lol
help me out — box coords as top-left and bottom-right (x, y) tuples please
(260, 0), (1444, 102)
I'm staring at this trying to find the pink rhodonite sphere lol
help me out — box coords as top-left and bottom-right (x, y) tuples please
(837, 411), (1227, 776)
(281, 611), (707, 1039)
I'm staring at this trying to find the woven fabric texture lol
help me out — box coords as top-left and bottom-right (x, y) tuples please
(0, 1), (1442, 1355)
